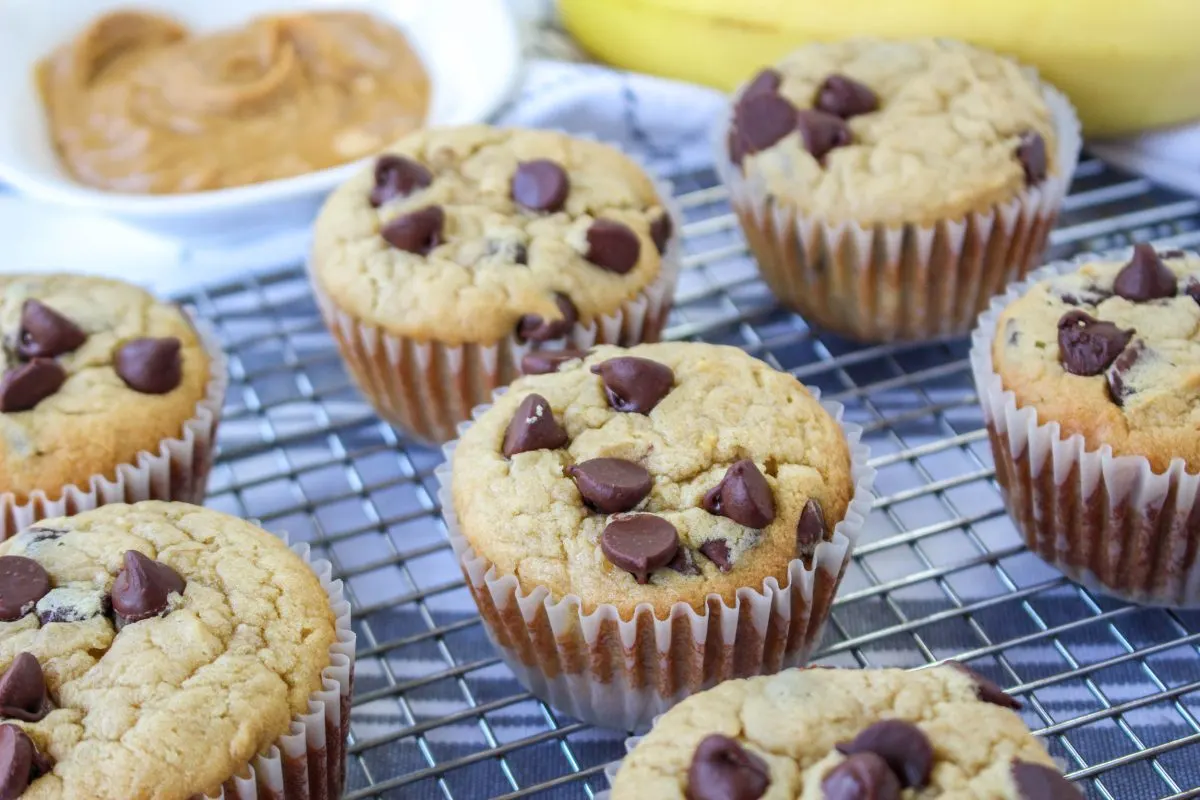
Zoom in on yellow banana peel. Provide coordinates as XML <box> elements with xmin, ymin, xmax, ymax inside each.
<box><xmin>558</xmin><ymin>0</ymin><xmax>1200</xmax><ymax>136</ymax></box>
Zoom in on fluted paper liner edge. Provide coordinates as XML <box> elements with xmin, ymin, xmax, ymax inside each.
<box><xmin>0</xmin><ymin>312</ymin><xmax>228</xmax><ymax>539</ymax></box>
<box><xmin>435</xmin><ymin>391</ymin><xmax>875</xmax><ymax>731</ymax></box>
<box><xmin>969</xmin><ymin>247</ymin><xmax>1200</xmax><ymax>607</ymax></box>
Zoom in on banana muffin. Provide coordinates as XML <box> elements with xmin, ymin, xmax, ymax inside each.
<box><xmin>0</xmin><ymin>275</ymin><xmax>223</xmax><ymax>537</ymax></box>
<box><xmin>441</xmin><ymin>342</ymin><xmax>873</xmax><ymax>729</ymax></box>
<box><xmin>0</xmin><ymin>501</ymin><xmax>352</xmax><ymax>799</ymax></box>
<box><xmin>973</xmin><ymin>245</ymin><xmax>1200</xmax><ymax>606</ymax></box>
<box><xmin>720</xmin><ymin>37</ymin><xmax>1080</xmax><ymax>342</ymax></box>
<box><xmin>310</xmin><ymin>125</ymin><xmax>678</xmax><ymax>444</ymax></box>
<box><xmin>605</xmin><ymin>665</ymin><xmax>1079</xmax><ymax>800</ymax></box>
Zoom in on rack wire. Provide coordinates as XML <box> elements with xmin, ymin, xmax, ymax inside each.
<box><xmin>185</xmin><ymin>157</ymin><xmax>1200</xmax><ymax>800</ymax></box>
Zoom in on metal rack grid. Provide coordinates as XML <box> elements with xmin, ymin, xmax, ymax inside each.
<box><xmin>186</xmin><ymin>156</ymin><xmax>1200</xmax><ymax>800</ymax></box>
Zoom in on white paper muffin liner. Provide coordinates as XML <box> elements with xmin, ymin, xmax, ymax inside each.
<box><xmin>0</xmin><ymin>313</ymin><xmax>228</xmax><ymax>540</ymax></box>
<box><xmin>970</xmin><ymin>248</ymin><xmax>1200</xmax><ymax>607</ymax></box>
<box><xmin>198</xmin><ymin>542</ymin><xmax>357</xmax><ymax>800</ymax></box>
<box><xmin>435</xmin><ymin>392</ymin><xmax>875</xmax><ymax>731</ymax></box>
<box><xmin>717</xmin><ymin>75</ymin><xmax>1082</xmax><ymax>343</ymax></box>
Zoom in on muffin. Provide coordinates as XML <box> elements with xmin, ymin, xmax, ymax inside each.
<box><xmin>436</xmin><ymin>342</ymin><xmax>874</xmax><ymax>729</ymax></box>
<box><xmin>601</xmin><ymin>665</ymin><xmax>1080</xmax><ymax>800</ymax></box>
<box><xmin>718</xmin><ymin>38</ymin><xmax>1081</xmax><ymax>343</ymax></box>
<box><xmin>0</xmin><ymin>501</ymin><xmax>354</xmax><ymax>799</ymax></box>
<box><xmin>309</xmin><ymin>125</ymin><xmax>680</xmax><ymax>445</ymax></box>
<box><xmin>972</xmin><ymin>244</ymin><xmax>1200</xmax><ymax>607</ymax></box>
<box><xmin>0</xmin><ymin>275</ymin><xmax>226</xmax><ymax>538</ymax></box>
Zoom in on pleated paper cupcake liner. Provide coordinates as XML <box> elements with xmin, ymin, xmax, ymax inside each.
<box><xmin>0</xmin><ymin>313</ymin><xmax>228</xmax><ymax>540</ymax></box>
<box><xmin>435</xmin><ymin>393</ymin><xmax>875</xmax><ymax>731</ymax></box>
<box><xmin>196</xmin><ymin>543</ymin><xmax>357</xmax><ymax>800</ymax></box>
<box><xmin>970</xmin><ymin>249</ymin><xmax>1200</xmax><ymax>607</ymax></box>
<box><xmin>717</xmin><ymin>78</ymin><xmax>1081</xmax><ymax>343</ymax></box>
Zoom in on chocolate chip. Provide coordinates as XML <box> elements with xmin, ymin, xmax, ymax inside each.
<box><xmin>795</xmin><ymin>109</ymin><xmax>852</xmax><ymax>163</ymax></box>
<box><xmin>115</xmin><ymin>337</ymin><xmax>182</xmax><ymax>395</ymax></box>
<box><xmin>521</xmin><ymin>348</ymin><xmax>589</xmax><ymax>375</ymax></box>
<box><xmin>1159</xmin><ymin>249</ymin><xmax>1187</xmax><ymax>259</ymax></box>
<box><xmin>837</xmin><ymin>720</ymin><xmax>933</xmax><ymax>789</ymax></box>
<box><xmin>591</xmin><ymin>357</ymin><xmax>674</xmax><ymax>414</ymax></box>
<box><xmin>1011</xmin><ymin>760</ymin><xmax>1081</xmax><ymax>799</ymax></box>
<box><xmin>0</xmin><ymin>360</ymin><xmax>65</xmax><ymax>413</ymax></box>
<box><xmin>667</xmin><ymin>547</ymin><xmax>701</xmax><ymax>576</ymax></box>
<box><xmin>381</xmin><ymin>206</ymin><xmax>444</xmax><ymax>254</ymax></box>
<box><xmin>0</xmin><ymin>723</ymin><xmax>51</xmax><ymax>799</ymax></box>
<box><xmin>823</xmin><ymin>752</ymin><xmax>901</xmax><ymax>800</ymax></box>
<box><xmin>703</xmin><ymin>460</ymin><xmax>776</xmax><ymax>528</ymax></box>
<box><xmin>600</xmin><ymin>513</ymin><xmax>679</xmax><ymax>584</ymax></box>
<box><xmin>111</xmin><ymin>551</ymin><xmax>185</xmax><ymax>623</ymax></box>
<box><xmin>513</xmin><ymin>243</ymin><xmax>528</xmax><ymax>265</ymax></box>
<box><xmin>727</xmin><ymin>126</ymin><xmax>749</xmax><ymax>167</ymax></box>
<box><xmin>686</xmin><ymin>734</ymin><xmax>770</xmax><ymax>800</ymax></box>
<box><xmin>502</xmin><ymin>393</ymin><xmax>568</xmax><ymax>457</ymax></box>
<box><xmin>1187</xmin><ymin>279</ymin><xmax>1200</xmax><ymax>306</ymax></box>
<box><xmin>1105</xmin><ymin>339</ymin><xmax>1144</xmax><ymax>407</ymax></box>
<box><xmin>1057</xmin><ymin>311</ymin><xmax>1134</xmax><ymax>376</ymax></box>
<box><xmin>815</xmin><ymin>74</ymin><xmax>879</xmax><ymax>119</ymax></box>
<box><xmin>0</xmin><ymin>654</ymin><xmax>48</xmax><ymax>722</ymax></box>
<box><xmin>698</xmin><ymin>539</ymin><xmax>732</xmax><ymax>572</ymax></box>
<box><xmin>734</xmin><ymin>93</ymin><xmax>798</xmax><ymax>154</ymax></box>
<box><xmin>512</xmin><ymin>160</ymin><xmax>570</xmax><ymax>213</ymax></box>
<box><xmin>740</xmin><ymin>68</ymin><xmax>782</xmax><ymax>103</ymax></box>
<box><xmin>1058</xmin><ymin>286</ymin><xmax>1112</xmax><ymax>307</ymax></box>
<box><xmin>947</xmin><ymin>661</ymin><xmax>1022</xmax><ymax>709</ymax></box>
<box><xmin>35</xmin><ymin>585</ymin><xmax>110</xmax><ymax>625</ymax></box>
<box><xmin>796</xmin><ymin>498</ymin><xmax>827</xmax><ymax>557</ymax></box>
<box><xmin>650</xmin><ymin>212</ymin><xmax>673</xmax><ymax>255</ymax></box>
<box><xmin>585</xmin><ymin>219</ymin><xmax>641</xmax><ymax>275</ymax></box>
<box><xmin>566</xmin><ymin>458</ymin><xmax>652</xmax><ymax>513</ymax></box>
<box><xmin>0</xmin><ymin>557</ymin><xmax>50</xmax><ymax>622</ymax></box>
<box><xmin>1017</xmin><ymin>131</ymin><xmax>1048</xmax><ymax>185</ymax></box>
<box><xmin>1113</xmin><ymin>243</ymin><xmax>1177</xmax><ymax>302</ymax></box>
<box><xmin>17</xmin><ymin>300</ymin><xmax>86</xmax><ymax>360</ymax></box>
<box><xmin>369</xmin><ymin>155</ymin><xmax>432</xmax><ymax>208</ymax></box>
<box><xmin>517</xmin><ymin>294</ymin><xmax>577</xmax><ymax>343</ymax></box>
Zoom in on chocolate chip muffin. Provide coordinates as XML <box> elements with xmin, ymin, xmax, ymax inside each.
<box><xmin>972</xmin><ymin>245</ymin><xmax>1200</xmax><ymax>606</ymax></box>
<box><xmin>604</xmin><ymin>665</ymin><xmax>1079</xmax><ymax>800</ymax></box>
<box><xmin>719</xmin><ymin>38</ymin><xmax>1080</xmax><ymax>342</ymax></box>
<box><xmin>0</xmin><ymin>275</ymin><xmax>225</xmax><ymax>538</ymax></box>
<box><xmin>439</xmin><ymin>342</ymin><xmax>874</xmax><ymax>729</ymax></box>
<box><xmin>309</xmin><ymin>125</ymin><xmax>679</xmax><ymax>444</ymax></box>
<box><xmin>0</xmin><ymin>501</ymin><xmax>354</xmax><ymax>800</ymax></box>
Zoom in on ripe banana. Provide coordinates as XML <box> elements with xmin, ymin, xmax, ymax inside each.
<box><xmin>558</xmin><ymin>0</ymin><xmax>1200</xmax><ymax>137</ymax></box>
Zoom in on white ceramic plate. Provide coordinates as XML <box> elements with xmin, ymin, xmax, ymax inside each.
<box><xmin>0</xmin><ymin>0</ymin><xmax>522</xmax><ymax>242</ymax></box>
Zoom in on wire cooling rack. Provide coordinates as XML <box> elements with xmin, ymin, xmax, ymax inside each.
<box><xmin>186</xmin><ymin>157</ymin><xmax>1200</xmax><ymax>800</ymax></box>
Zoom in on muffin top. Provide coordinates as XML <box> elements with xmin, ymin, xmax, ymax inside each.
<box><xmin>0</xmin><ymin>502</ymin><xmax>336</xmax><ymax>800</ymax></box>
<box><xmin>609</xmin><ymin>665</ymin><xmax>1078</xmax><ymax>800</ymax></box>
<box><xmin>450</xmin><ymin>342</ymin><xmax>854</xmax><ymax>618</ymax></box>
<box><xmin>727</xmin><ymin>38</ymin><xmax>1059</xmax><ymax>226</ymax></box>
<box><xmin>992</xmin><ymin>245</ymin><xmax>1200</xmax><ymax>472</ymax></box>
<box><xmin>311</xmin><ymin>126</ymin><xmax>673</xmax><ymax>346</ymax></box>
<box><xmin>0</xmin><ymin>275</ymin><xmax>212</xmax><ymax>502</ymax></box>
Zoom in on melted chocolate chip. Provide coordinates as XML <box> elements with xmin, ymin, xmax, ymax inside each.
<box><xmin>0</xmin><ymin>360</ymin><xmax>65</xmax><ymax>413</ymax></box>
<box><xmin>0</xmin><ymin>723</ymin><xmax>52</xmax><ymax>799</ymax></box>
<box><xmin>502</xmin><ymin>394</ymin><xmax>568</xmax><ymax>457</ymax></box>
<box><xmin>512</xmin><ymin>160</ymin><xmax>570</xmax><ymax>213</ymax></box>
<box><xmin>600</xmin><ymin>513</ymin><xmax>678</xmax><ymax>584</ymax></box>
<box><xmin>1057</xmin><ymin>311</ymin><xmax>1134</xmax><ymax>376</ymax></box>
<box><xmin>591</xmin><ymin>357</ymin><xmax>674</xmax><ymax>414</ymax></box>
<box><xmin>17</xmin><ymin>300</ymin><xmax>86</xmax><ymax>360</ymax></box>
<box><xmin>381</xmin><ymin>206</ymin><xmax>445</xmax><ymax>254</ymax></box>
<box><xmin>520</xmin><ymin>348</ymin><xmax>589</xmax><ymax>376</ymax></box>
<box><xmin>1017</xmin><ymin>131</ymin><xmax>1048</xmax><ymax>185</ymax></box>
<box><xmin>815</xmin><ymin>74</ymin><xmax>879</xmax><ymax>119</ymax></box>
<box><xmin>0</xmin><ymin>557</ymin><xmax>50</xmax><ymax>622</ymax></box>
<box><xmin>35</xmin><ymin>585</ymin><xmax>110</xmax><ymax>625</ymax></box>
<box><xmin>111</xmin><ymin>551</ymin><xmax>185</xmax><ymax>623</ymax></box>
<box><xmin>0</xmin><ymin>654</ymin><xmax>49</xmax><ymax>722</ymax></box>
<box><xmin>795</xmin><ymin>109</ymin><xmax>853</xmax><ymax>163</ymax></box>
<box><xmin>667</xmin><ymin>547</ymin><xmax>701</xmax><ymax>576</ymax></box>
<box><xmin>650</xmin><ymin>212</ymin><xmax>673</xmax><ymax>255</ymax></box>
<box><xmin>837</xmin><ymin>720</ymin><xmax>933</xmax><ymax>789</ymax></box>
<box><xmin>1113</xmin><ymin>243</ymin><xmax>1177</xmax><ymax>302</ymax></box>
<box><xmin>703</xmin><ymin>460</ymin><xmax>776</xmax><ymax>528</ymax></box>
<box><xmin>698</xmin><ymin>539</ymin><xmax>732</xmax><ymax>572</ymax></box>
<box><xmin>685</xmin><ymin>734</ymin><xmax>770</xmax><ymax>800</ymax></box>
<box><xmin>740</xmin><ymin>69</ymin><xmax>783</xmax><ymax>103</ymax></box>
<box><xmin>735</xmin><ymin>93</ymin><xmax>799</xmax><ymax>154</ymax></box>
<box><xmin>1011</xmin><ymin>760</ymin><xmax>1082</xmax><ymax>799</ymax></box>
<box><xmin>517</xmin><ymin>294</ymin><xmax>578</xmax><ymax>343</ymax></box>
<box><xmin>1058</xmin><ymin>286</ymin><xmax>1112</xmax><ymax>307</ymax></box>
<box><xmin>369</xmin><ymin>155</ymin><xmax>432</xmax><ymax>208</ymax></box>
<box><xmin>585</xmin><ymin>219</ymin><xmax>641</xmax><ymax>275</ymax></box>
<box><xmin>566</xmin><ymin>458</ymin><xmax>652</xmax><ymax>514</ymax></box>
<box><xmin>115</xmin><ymin>337</ymin><xmax>182</xmax><ymax>395</ymax></box>
<box><xmin>1106</xmin><ymin>339</ymin><xmax>1145</xmax><ymax>407</ymax></box>
<box><xmin>822</xmin><ymin>752</ymin><xmax>901</xmax><ymax>800</ymax></box>
<box><xmin>948</xmin><ymin>661</ymin><xmax>1022</xmax><ymax>709</ymax></box>
<box><xmin>796</xmin><ymin>498</ymin><xmax>827</xmax><ymax>558</ymax></box>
